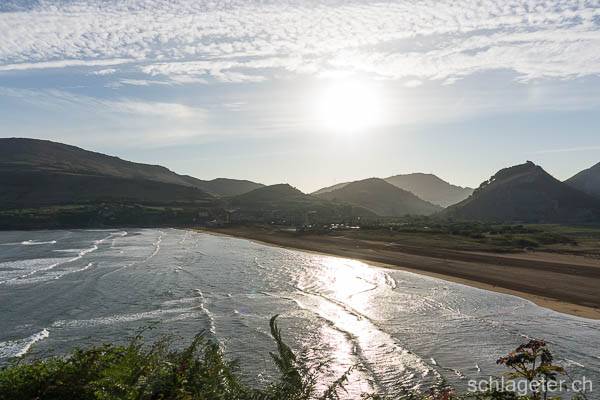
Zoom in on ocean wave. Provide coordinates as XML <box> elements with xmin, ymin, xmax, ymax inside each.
<box><xmin>53</xmin><ymin>262</ymin><xmax>94</xmax><ymax>280</ymax></box>
<box><xmin>143</xmin><ymin>231</ymin><xmax>163</xmax><ymax>262</ymax></box>
<box><xmin>0</xmin><ymin>258</ymin><xmax>66</xmax><ymax>285</ymax></box>
<box><xmin>288</xmin><ymin>288</ymin><xmax>440</xmax><ymax>393</ymax></box>
<box><xmin>0</xmin><ymin>329</ymin><xmax>50</xmax><ymax>359</ymax></box>
<box><xmin>21</xmin><ymin>240</ymin><xmax>57</xmax><ymax>245</ymax></box>
<box><xmin>0</xmin><ymin>232</ymin><xmax>120</xmax><ymax>285</ymax></box>
<box><xmin>52</xmin><ymin>307</ymin><xmax>199</xmax><ymax>329</ymax></box>
<box><xmin>53</xmin><ymin>288</ymin><xmax>216</xmax><ymax>331</ymax></box>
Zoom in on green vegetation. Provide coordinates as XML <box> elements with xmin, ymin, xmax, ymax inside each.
<box><xmin>441</xmin><ymin>161</ymin><xmax>600</xmax><ymax>224</ymax></box>
<box><xmin>0</xmin><ymin>203</ymin><xmax>220</xmax><ymax>230</ymax></box>
<box><xmin>314</xmin><ymin>178</ymin><xmax>442</xmax><ymax>217</ymax></box>
<box><xmin>299</xmin><ymin>216</ymin><xmax>600</xmax><ymax>255</ymax></box>
<box><xmin>0</xmin><ymin>317</ymin><xmax>588</xmax><ymax>400</ymax></box>
<box><xmin>228</xmin><ymin>184</ymin><xmax>372</xmax><ymax>225</ymax></box>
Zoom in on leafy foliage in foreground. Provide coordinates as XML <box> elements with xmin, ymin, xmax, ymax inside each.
<box><xmin>0</xmin><ymin>316</ymin><xmax>354</xmax><ymax>400</ymax></box>
<box><xmin>0</xmin><ymin>319</ymin><xmax>587</xmax><ymax>400</ymax></box>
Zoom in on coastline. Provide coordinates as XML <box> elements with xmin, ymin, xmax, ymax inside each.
<box><xmin>198</xmin><ymin>227</ymin><xmax>600</xmax><ymax>320</ymax></box>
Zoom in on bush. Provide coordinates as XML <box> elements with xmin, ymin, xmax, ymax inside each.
<box><xmin>0</xmin><ymin>316</ymin><xmax>358</xmax><ymax>400</ymax></box>
<box><xmin>0</xmin><ymin>320</ymin><xmax>587</xmax><ymax>400</ymax></box>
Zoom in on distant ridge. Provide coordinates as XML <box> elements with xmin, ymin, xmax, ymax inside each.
<box><xmin>230</xmin><ymin>184</ymin><xmax>375</xmax><ymax>220</ymax></box>
<box><xmin>384</xmin><ymin>173</ymin><xmax>473</xmax><ymax>207</ymax></box>
<box><xmin>313</xmin><ymin>173</ymin><xmax>473</xmax><ymax>208</ymax></box>
<box><xmin>443</xmin><ymin>161</ymin><xmax>600</xmax><ymax>223</ymax></box>
<box><xmin>231</xmin><ymin>184</ymin><xmax>308</xmax><ymax>205</ymax></box>
<box><xmin>312</xmin><ymin>182</ymin><xmax>350</xmax><ymax>196</ymax></box>
<box><xmin>314</xmin><ymin>178</ymin><xmax>442</xmax><ymax>217</ymax></box>
<box><xmin>0</xmin><ymin>138</ymin><xmax>263</xmax><ymax>208</ymax></box>
<box><xmin>566</xmin><ymin>161</ymin><xmax>600</xmax><ymax>199</ymax></box>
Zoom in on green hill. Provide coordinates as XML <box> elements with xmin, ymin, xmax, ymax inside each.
<box><xmin>229</xmin><ymin>184</ymin><xmax>374</xmax><ymax>223</ymax></box>
<box><xmin>443</xmin><ymin>161</ymin><xmax>600</xmax><ymax>223</ymax></box>
<box><xmin>313</xmin><ymin>174</ymin><xmax>472</xmax><ymax>208</ymax></box>
<box><xmin>0</xmin><ymin>138</ymin><xmax>262</xmax><ymax>208</ymax></box>
<box><xmin>315</xmin><ymin>178</ymin><xmax>442</xmax><ymax>217</ymax></box>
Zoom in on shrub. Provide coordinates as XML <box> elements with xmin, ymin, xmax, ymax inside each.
<box><xmin>0</xmin><ymin>320</ymin><xmax>587</xmax><ymax>400</ymax></box>
<box><xmin>0</xmin><ymin>316</ymin><xmax>355</xmax><ymax>400</ymax></box>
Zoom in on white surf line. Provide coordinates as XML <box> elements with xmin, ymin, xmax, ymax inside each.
<box><xmin>297</xmin><ymin>284</ymin><xmax>441</xmax><ymax>388</ymax></box>
<box><xmin>51</xmin><ymin>289</ymin><xmax>213</xmax><ymax>330</ymax></box>
<box><xmin>193</xmin><ymin>288</ymin><xmax>217</xmax><ymax>335</ymax></box>
<box><xmin>53</xmin><ymin>262</ymin><xmax>94</xmax><ymax>280</ymax></box>
<box><xmin>0</xmin><ymin>329</ymin><xmax>50</xmax><ymax>359</ymax></box>
<box><xmin>263</xmin><ymin>287</ymin><xmax>439</xmax><ymax>394</ymax></box>
<box><xmin>0</xmin><ymin>240</ymin><xmax>57</xmax><ymax>246</ymax></box>
<box><xmin>110</xmin><ymin>231</ymin><xmax>128</xmax><ymax>248</ymax></box>
<box><xmin>426</xmin><ymin>357</ymin><xmax>466</xmax><ymax>380</ymax></box>
<box><xmin>179</xmin><ymin>230</ymin><xmax>191</xmax><ymax>245</ymax></box>
<box><xmin>423</xmin><ymin>292</ymin><xmax>537</xmax><ymax>343</ymax></box>
<box><xmin>101</xmin><ymin>231</ymin><xmax>166</xmax><ymax>276</ymax></box>
<box><xmin>1</xmin><ymin>232</ymin><xmax>117</xmax><ymax>285</ymax></box>
<box><xmin>291</xmin><ymin>294</ymin><xmax>396</xmax><ymax>394</ymax></box>
<box><xmin>21</xmin><ymin>240</ymin><xmax>57</xmax><ymax>245</ymax></box>
<box><xmin>143</xmin><ymin>230</ymin><xmax>164</xmax><ymax>262</ymax></box>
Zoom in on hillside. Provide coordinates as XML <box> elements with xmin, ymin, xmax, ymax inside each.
<box><xmin>0</xmin><ymin>171</ymin><xmax>216</xmax><ymax>208</ymax></box>
<box><xmin>312</xmin><ymin>173</ymin><xmax>473</xmax><ymax>207</ymax></box>
<box><xmin>0</xmin><ymin>138</ymin><xmax>267</xmax><ymax>208</ymax></box>
<box><xmin>0</xmin><ymin>138</ymin><xmax>262</xmax><ymax>200</ymax></box>
<box><xmin>443</xmin><ymin>161</ymin><xmax>600</xmax><ymax>223</ymax></box>
<box><xmin>314</xmin><ymin>178</ymin><xmax>442</xmax><ymax>217</ymax></box>
<box><xmin>312</xmin><ymin>182</ymin><xmax>350</xmax><ymax>195</ymax></box>
<box><xmin>384</xmin><ymin>173</ymin><xmax>474</xmax><ymax>207</ymax></box>
<box><xmin>566</xmin><ymin>162</ymin><xmax>600</xmax><ymax>198</ymax></box>
<box><xmin>193</xmin><ymin>178</ymin><xmax>264</xmax><ymax>197</ymax></box>
<box><xmin>229</xmin><ymin>184</ymin><xmax>374</xmax><ymax>223</ymax></box>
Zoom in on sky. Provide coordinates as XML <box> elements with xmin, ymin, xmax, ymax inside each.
<box><xmin>1</xmin><ymin>0</ymin><xmax>600</xmax><ymax>192</ymax></box>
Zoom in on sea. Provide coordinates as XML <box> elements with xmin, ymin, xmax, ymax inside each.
<box><xmin>0</xmin><ymin>229</ymin><xmax>598</xmax><ymax>398</ymax></box>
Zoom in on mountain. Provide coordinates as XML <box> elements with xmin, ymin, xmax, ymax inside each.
<box><xmin>229</xmin><ymin>184</ymin><xmax>374</xmax><ymax>222</ymax></box>
<box><xmin>0</xmin><ymin>138</ymin><xmax>262</xmax><ymax>207</ymax></box>
<box><xmin>384</xmin><ymin>173</ymin><xmax>474</xmax><ymax>207</ymax></box>
<box><xmin>566</xmin><ymin>162</ymin><xmax>600</xmax><ymax>198</ymax></box>
<box><xmin>314</xmin><ymin>178</ymin><xmax>442</xmax><ymax>217</ymax></box>
<box><xmin>312</xmin><ymin>182</ymin><xmax>351</xmax><ymax>195</ymax></box>
<box><xmin>443</xmin><ymin>161</ymin><xmax>600</xmax><ymax>223</ymax></box>
<box><xmin>312</xmin><ymin>173</ymin><xmax>473</xmax><ymax>207</ymax></box>
<box><xmin>185</xmin><ymin>177</ymin><xmax>264</xmax><ymax>197</ymax></box>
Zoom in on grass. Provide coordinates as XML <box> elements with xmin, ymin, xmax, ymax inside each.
<box><xmin>0</xmin><ymin>317</ymin><xmax>588</xmax><ymax>400</ymax></box>
<box><xmin>300</xmin><ymin>217</ymin><xmax>600</xmax><ymax>255</ymax></box>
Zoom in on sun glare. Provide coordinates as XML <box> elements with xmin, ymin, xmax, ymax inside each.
<box><xmin>315</xmin><ymin>80</ymin><xmax>382</xmax><ymax>134</ymax></box>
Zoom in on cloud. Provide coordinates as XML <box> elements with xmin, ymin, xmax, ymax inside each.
<box><xmin>404</xmin><ymin>80</ymin><xmax>423</xmax><ymax>88</ymax></box>
<box><xmin>93</xmin><ymin>68</ymin><xmax>117</xmax><ymax>76</ymax></box>
<box><xmin>0</xmin><ymin>58</ymin><xmax>133</xmax><ymax>72</ymax></box>
<box><xmin>0</xmin><ymin>87</ymin><xmax>209</xmax><ymax>147</ymax></box>
<box><xmin>110</xmin><ymin>100</ymin><xmax>200</xmax><ymax>119</ymax></box>
<box><xmin>106</xmin><ymin>78</ymin><xmax>171</xmax><ymax>88</ymax></box>
<box><xmin>532</xmin><ymin>146</ymin><xmax>600</xmax><ymax>154</ymax></box>
<box><xmin>0</xmin><ymin>1</ymin><xmax>599</xmax><ymax>84</ymax></box>
<box><xmin>0</xmin><ymin>87</ymin><xmax>203</xmax><ymax>119</ymax></box>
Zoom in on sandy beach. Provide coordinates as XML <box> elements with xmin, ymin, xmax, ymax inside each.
<box><xmin>202</xmin><ymin>226</ymin><xmax>600</xmax><ymax>320</ymax></box>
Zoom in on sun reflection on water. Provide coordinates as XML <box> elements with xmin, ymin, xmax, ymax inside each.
<box><xmin>292</xmin><ymin>255</ymin><xmax>438</xmax><ymax>396</ymax></box>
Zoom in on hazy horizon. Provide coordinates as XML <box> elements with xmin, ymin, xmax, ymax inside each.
<box><xmin>1</xmin><ymin>1</ymin><xmax>600</xmax><ymax>192</ymax></box>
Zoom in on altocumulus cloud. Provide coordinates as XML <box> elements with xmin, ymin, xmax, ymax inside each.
<box><xmin>0</xmin><ymin>87</ymin><xmax>204</xmax><ymax>119</ymax></box>
<box><xmin>0</xmin><ymin>0</ymin><xmax>599</xmax><ymax>83</ymax></box>
<box><xmin>0</xmin><ymin>87</ymin><xmax>208</xmax><ymax>147</ymax></box>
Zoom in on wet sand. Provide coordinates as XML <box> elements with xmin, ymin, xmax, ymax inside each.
<box><xmin>202</xmin><ymin>226</ymin><xmax>600</xmax><ymax>320</ymax></box>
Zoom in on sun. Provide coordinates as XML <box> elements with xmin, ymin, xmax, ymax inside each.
<box><xmin>315</xmin><ymin>79</ymin><xmax>382</xmax><ymax>134</ymax></box>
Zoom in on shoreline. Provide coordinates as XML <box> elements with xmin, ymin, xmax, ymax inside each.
<box><xmin>198</xmin><ymin>227</ymin><xmax>600</xmax><ymax>320</ymax></box>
